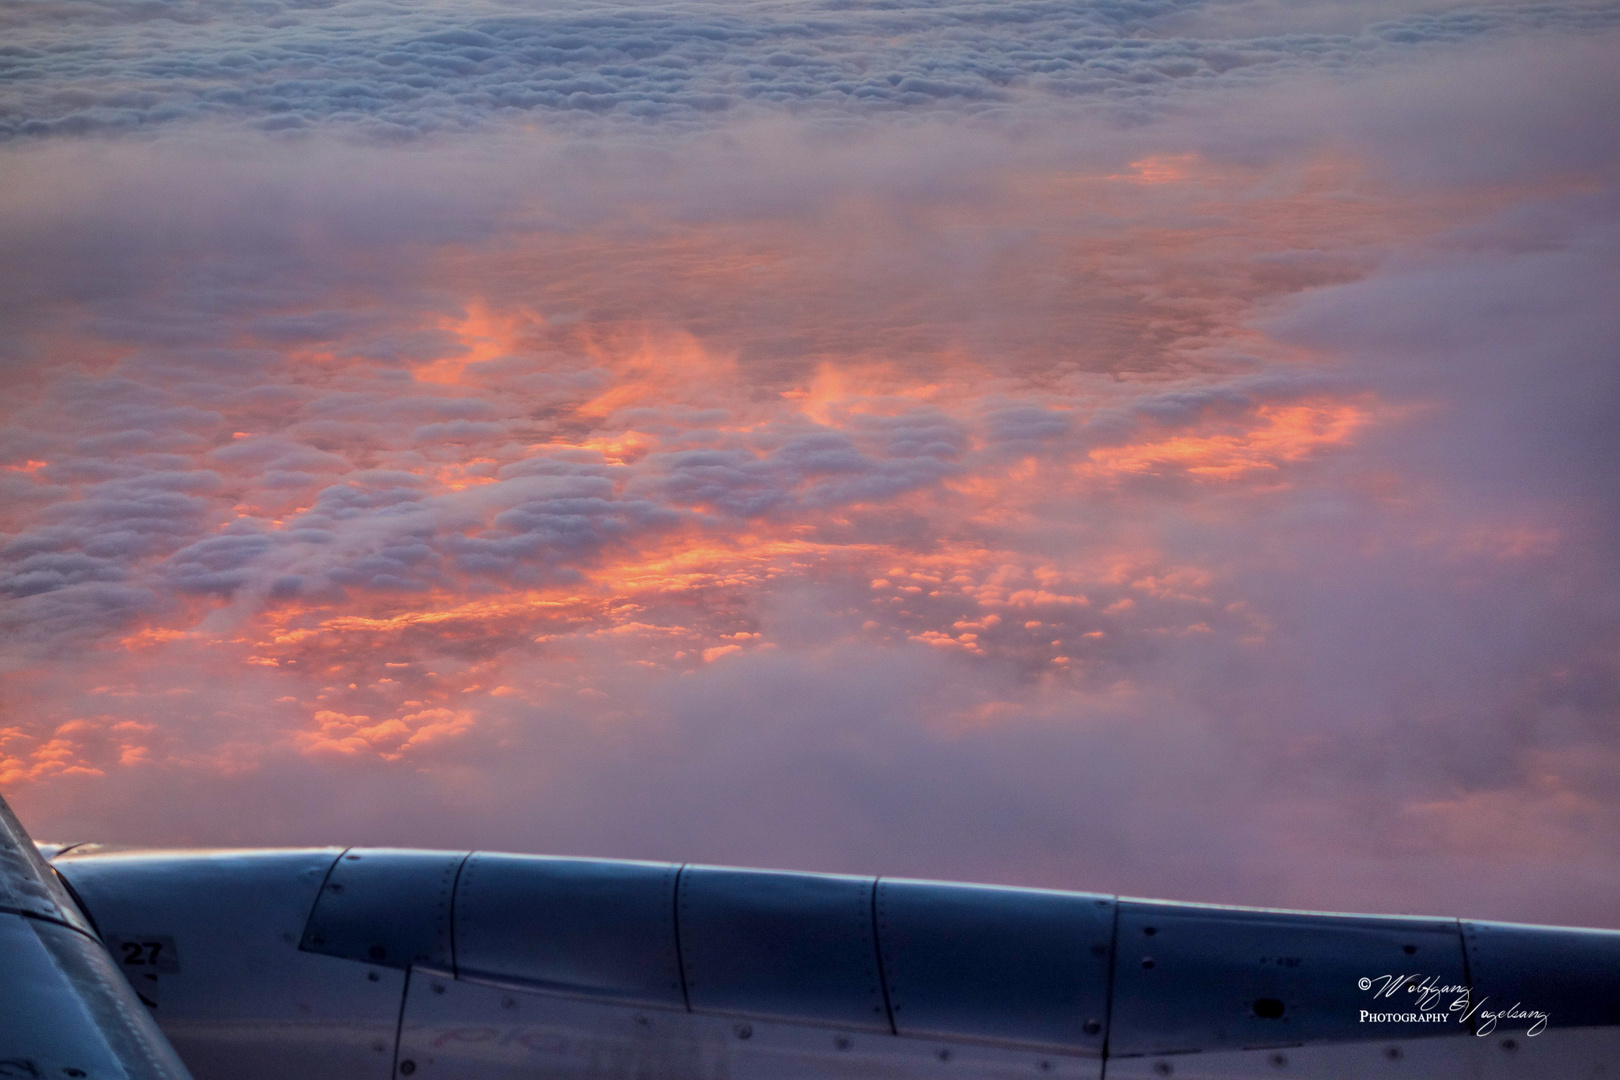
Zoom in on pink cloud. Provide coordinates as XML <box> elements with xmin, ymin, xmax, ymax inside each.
<box><xmin>2</xmin><ymin>19</ymin><xmax>1618</xmax><ymax>929</ymax></box>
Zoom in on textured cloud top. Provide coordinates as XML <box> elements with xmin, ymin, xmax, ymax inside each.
<box><xmin>6</xmin><ymin>0</ymin><xmax>1619</xmax><ymax>136</ymax></box>
<box><xmin>2</xmin><ymin>0</ymin><xmax>1618</xmax><ymax>926</ymax></box>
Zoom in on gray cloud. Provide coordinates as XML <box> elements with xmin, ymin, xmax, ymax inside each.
<box><xmin>2</xmin><ymin>0</ymin><xmax>1618</xmax><ymax>933</ymax></box>
<box><xmin>2</xmin><ymin>0</ymin><xmax>1616</xmax><ymax>139</ymax></box>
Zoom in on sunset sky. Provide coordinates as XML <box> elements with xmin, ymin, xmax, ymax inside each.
<box><xmin>2</xmin><ymin>0</ymin><xmax>1618</xmax><ymax>927</ymax></box>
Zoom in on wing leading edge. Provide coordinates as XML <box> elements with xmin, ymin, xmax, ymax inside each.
<box><xmin>0</xmin><ymin>792</ymin><xmax>192</xmax><ymax>1080</ymax></box>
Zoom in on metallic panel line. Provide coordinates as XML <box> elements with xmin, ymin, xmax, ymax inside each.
<box><xmin>1455</xmin><ymin>916</ymin><xmax>1476</xmax><ymax>1036</ymax></box>
<box><xmin>449</xmin><ymin>967</ymin><xmax>696</xmax><ymax>1010</ymax></box>
<box><xmin>0</xmin><ymin>792</ymin><xmax>97</xmax><ymax>939</ymax></box>
<box><xmin>870</xmin><ymin>878</ymin><xmax>898</xmax><ymax>1036</ymax></box>
<box><xmin>672</xmin><ymin>863</ymin><xmax>692</xmax><ymax>1012</ymax></box>
<box><xmin>413</xmin><ymin>965</ymin><xmax>456</xmax><ymax>980</ymax></box>
<box><xmin>447</xmin><ymin>852</ymin><xmax>473</xmax><ymax>979</ymax></box>
<box><xmin>1100</xmin><ymin>894</ymin><xmax>1120</xmax><ymax>1075</ymax></box>
<box><xmin>52</xmin><ymin>866</ymin><xmax>103</xmax><ymax>938</ymax></box>
<box><xmin>391</xmin><ymin>965</ymin><xmax>414</xmax><ymax>1080</ymax></box>
<box><xmin>298</xmin><ymin>846</ymin><xmax>349</xmax><ymax>955</ymax></box>
<box><xmin>0</xmin><ymin>901</ymin><xmax>101</xmax><ymax>942</ymax></box>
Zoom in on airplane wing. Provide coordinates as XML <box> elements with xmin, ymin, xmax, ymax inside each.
<box><xmin>0</xmin><ymin>793</ymin><xmax>192</xmax><ymax>1080</ymax></box>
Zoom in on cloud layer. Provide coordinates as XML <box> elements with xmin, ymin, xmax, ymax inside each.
<box><xmin>2</xmin><ymin>0</ymin><xmax>1618</xmax><ymax>928</ymax></box>
<box><xmin>4</xmin><ymin>0</ymin><xmax>1618</xmax><ymax>137</ymax></box>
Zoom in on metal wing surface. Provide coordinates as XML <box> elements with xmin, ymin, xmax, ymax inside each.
<box><xmin>0</xmin><ymin>793</ymin><xmax>192</xmax><ymax>1080</ymax></box>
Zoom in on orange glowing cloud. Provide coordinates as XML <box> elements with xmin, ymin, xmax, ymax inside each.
<box><xmin>1085</xmin><ymin>401</ymin><xmax>1370</xmax><ymax>482</ymax></box>
<box><xmin>0</xmin><ymin>121</ymin><xmax>1548</xmax><ymax>785</ymax></box>
<box><xmin>296</xmin><ymin>706</ymin><xmax>474</xmax><ymax>761</ymax></box>
<box><xmin>412</xmin><ymin>301</ymin><xmax>539</xmax><ymax>386</ymax></box>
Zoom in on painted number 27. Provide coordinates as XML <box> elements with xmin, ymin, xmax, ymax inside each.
<box><xmin>120</xmin><ymin>941</ymin><xmax>165</xmax><ymax>966</ymax></box>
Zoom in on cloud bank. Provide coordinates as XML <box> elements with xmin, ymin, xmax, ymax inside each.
<box><xmin>2</xmin><ymin>0</ymin><xmax>1618</xmax><ymax>928</ymax></box>
<box><xmin>4</xmin><ymin>0</ymin><xmax>1617</xmax><ymax>137</ymax></box>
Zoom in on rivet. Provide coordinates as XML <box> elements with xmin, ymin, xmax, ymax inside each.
<box><xmin>432</xmin><ymin>983</ymin><xmax>445</xmax><ymax>995</ymax></box>
<box><xmin>1501</xmin><ymin>1039</ymin><xmax>1518</xmax><ymax>1052</ymax></box>
<box><xmin>1153</xmin><ymin>1063</ymin><xmax>1172</xmax><ymax>1077</ymax></box>
<box><xmin>399</xmin><ymin>1062</ymin><xmax>416</xmax><ymax>1076</ymax></box>
<box><xmin>1083</xmin><ymin>1019</ymin><xmax>1101</xmax><ymax>1035</ymax></box>
<box><xmin>1402</xmin><ymin>944</ymin><xmax>1417</xmax><ymax>955</ymax></box>
<box><xmin>1143</xmin><ymin>926</ymin><xmax>1157</xmax><ymax>936</ymax></box>
<box><xmin>1253</xmin><ymin>998</ymin><xmax>1285</xmax><ymax>1019</ymax></box>
<box><xmin>1141</xmin><ymin>957</ymin><xmax>1156</xmax><ymax>969</ymax></box>
<box><xmin>1384</xmin><ymin>1046</ymin><xmax>1402</xmax><ymax>1061</ymax></box>
<box><xmin>367</xmin><ymin>972</ymin><xmax>380</xmax><ymax>982</ymax></box>
<box><xmin>835</xmin><ymin>1036</ymin><xmax>850</xmax><ymax>1051</ymax></box>
<box><xmin>328</xmin><ymin>883</ymin><xmax>343</xmax><ymax>893</ymax></box>
<box><xmin>1039</xmin><ymin>1060</ymin><xmax>1052</xmax><ymax>1072</ymax></box>
<box><xmin>505</xmin><ymin>998</ymin><xmax>519</xmax><ymax>1010</ymax></box>
<box><xmin>1269</xmin><ymin>1052</ymin><xmax>1287</xmax><ymax>1068</ymax></box>
<box><xmin>63</xmin><ymin>1071</ymin><xmax>86</xmax><ymax>1078</ymax></box>
<box><xmin>734</xmin><ymin>1023</ymin><xmax>752</xmax><ymax>1040</ymax></box>
<box><xmin>937</xmin><ymin>1048</ymin><xmax>952</xmax><ymax>1062</ymax></box>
